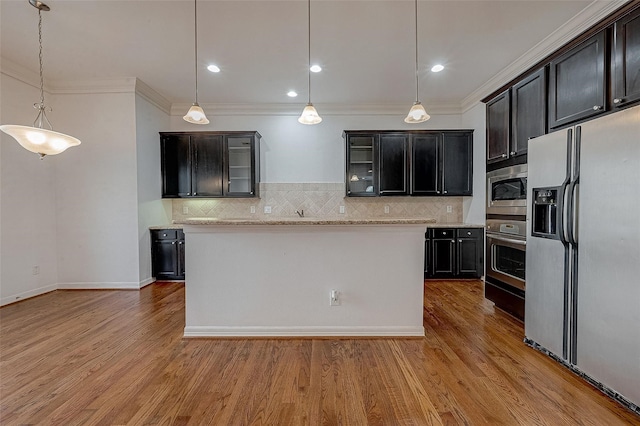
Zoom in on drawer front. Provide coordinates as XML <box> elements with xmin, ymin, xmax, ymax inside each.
<box><xmin>457</xmin><ymin>228</ymin><xmax>483</xmax><ymax>239</ymax></box>
<box><xmin>153</xmin><ymin>229</ymin><xmax>177</xmax><ymax>240</ymax></box>
<box><xmin>432</xmin><ymin>229</ymin><xmax>455</xmax><ymax>239</ymax></box>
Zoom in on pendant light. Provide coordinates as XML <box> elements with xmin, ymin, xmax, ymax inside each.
<box><xmin>298</xmin><ymin>0</ymin><xmax>322</xmax><ymax>125</ymax></box>
<box><xmin>0</xmin><ymin>0</ymin><xmax>81</xmax><ymax>159</ymax></box>
<box><xmin>183</xmin><ymin>0</ymin><xmax>209</xmax><ymax>124</ymax></box>
<box><xmin>404</xmin><ymin>0</ymin><xmax>430</xmax><ymax>124</ymax></box>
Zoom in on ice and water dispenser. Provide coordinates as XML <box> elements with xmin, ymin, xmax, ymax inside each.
<box><xmin>532</xmin><ymin>187</ymin><xmax>560</xmax><ymax>238</ymax></box>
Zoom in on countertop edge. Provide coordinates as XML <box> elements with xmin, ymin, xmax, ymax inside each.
<box><xmin>151</xmin><ymin>220</ymin><xmax>486</xmax><ymax>228</ymax></box>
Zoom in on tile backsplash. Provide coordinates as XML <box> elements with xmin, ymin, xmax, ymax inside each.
<box><xmin>172</xmin><ymin>183</ymin><xmax>462</xmax><ymax>223</ymax></box>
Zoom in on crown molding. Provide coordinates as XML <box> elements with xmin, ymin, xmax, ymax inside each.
<box><xmin>49</xmin><ymin>77</ymin><xmax>137</xmax><ymax>94</ymax></box>
<box><xmin>461</xmin><ymin>0</ymin><xmax>629</xmax><ymax>113</ymax></box>
<box><xmin>134</xmin><ymin>79</ymin><xmax>172</xmax><ymax>114</ymax></box>
<box><xmin>0</xmin><ymin>57</ymin><xmax>43</xmax><ymax>92</ymax></box>
<box><xmin>169</xmin><ymin>101</ymin><xmax>462</xmax><ymax>117</ymax></box>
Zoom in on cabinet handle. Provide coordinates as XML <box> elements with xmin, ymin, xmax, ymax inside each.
<box><xmin>592</xmin><ymin>105</ymin><xmax>603</xmax><ymax>111</ymax></box>
<box><xmin>613</xmin><ymin>98</ymin><xmax>624</xmax><ymax>104</ymax></box>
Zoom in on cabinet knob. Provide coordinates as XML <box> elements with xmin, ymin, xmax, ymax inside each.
<box><xmin>467</xmin><ymin>231</ymin><xmax>472</xmax><ymax>236</ymax></box>
<box><xmin>187</xmin><ymin>192</ymin><xmax>190</xmax><ymax>196</ymax></box>
<box><xmin>193</xmin><ymin>192</ymin><xmax>197</xmax><ymax>196</ymax></box>
<box><xmin>459</xmin><ymin>239</ymin><xmax>462</xmax><ymax>243</ymax></box>
<box><xmin>436</xmin><ymin>190</ymin><xmax>440</xmax><ymax>194</ymax></box>
<box><xmin>178</xmin><ymin>242</ymin><xmax>183</xmax><ymax>245</ymax></box>
<box><xmin>451</xmin><ymin>240</ymin><xmax>455</xmax><ymax>243</ymax></box>
<box><xmin>613</xmin><ymin>98</ymin><xmax>624</xmax><ymax>104</ymax></box>
<box><xmin>592</xmin><ymin>105</ymin><xmax>603</xmax><ymax>111</ymax></box>
<box><xmin>172</xmin><ymin>242</ymin><xmax>176</xmax><ymax>245</ymax></box>
<box><xmin>501</xmin><ymin>154</ymin><xmax>507</xmax><ymax>158</ymax></box>
<box><xmin>443</xmin><ymin>190</ymin><xmax>448</xmax><ymax>194</ymax></box>
<box><xmin>163</xmin><ymin>233</ymin><xmax>167</xmax><ymax>237</ymax></box>
<box><xmin>510</xmin><ymin>151</ymin><xmax>516</xmax><ymax>155</ymax></box>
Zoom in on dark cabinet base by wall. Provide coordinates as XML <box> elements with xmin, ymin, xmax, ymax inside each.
<box><xmin>151</xmin><ymin>229</ymin><xmax>185</xmax><ymax>280</ymax></box>
<box><xmin>425</xmin><ymin>227</ymin><xmax>484</xmax><ymax>279</ymax></box>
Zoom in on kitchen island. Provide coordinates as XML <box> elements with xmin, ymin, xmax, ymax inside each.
<box><xmin>177</xmin><ymin>218</ymin><xmax>435</xmax><ymax>337</ymax></box>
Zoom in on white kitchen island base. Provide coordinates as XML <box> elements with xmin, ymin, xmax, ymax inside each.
<box><xmin>182</xmin><ymin>221</ymin><xmax>428</xmax><ymax>337</ymax></box>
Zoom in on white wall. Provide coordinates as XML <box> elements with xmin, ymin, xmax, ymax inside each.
<box><xmin>53</xmin><ymin>91</ymin><xmax>141</xmax><ymax>288</ymax></box>
<box><xmin>169</xmin><ymin>112</ymin><xmax>464</xmax><ymax>183</ymax></box>
<box><xmin>135</xmin><ymin>94</ymin><xmax>171</xmax><ymax>285</ymax></box>
<box><xmin>0</xmin><ymin>74</ymin><xmax>59</xmax><ymax>305</ymax></box>
<box><xmin>461</xmin><ymin>102</ymin><xmax>487</xmax><ymax>225</ymax></box>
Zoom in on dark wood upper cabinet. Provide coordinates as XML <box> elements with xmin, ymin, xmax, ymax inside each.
<box><xmin>512</xmin><ymin>67</ymin><xmax>547</xmax><ymax>157</ymax></box>
<box><xmin>190</xmin><ymin>134</ymin><xmax>224</xmax><ymax>197</ymax></box>
<box><xmin>411</xmin><ymin>134</ymin><xmax>439</xmax><ymax>196</ymax></box>
<box><xmin>161</xmin><ymin>131</ymin><xmax>260</xmax><ymax>198</ymax></box>
<box><xmin>486</xmin><ymin>90</ymin><xmax>511</xmax><ymax>163</ymax></box>
<box><xmin>345</xmin><ymin>130</ymin><xmax>473</xmax><ymax>197</ymax></box>
<box><xmin>442</xmin><ymin>132</ymin><xmax>473</xmax><ymax>196</ymax></box>
<box><xmin>613</xmin><ymin>7</ymin><xmax>640</xmax><ymax>108</ymax></box>
<box><xmin>549</xmin><ymin>31</ymin><xmax>607</xmax><ymax>129</ymax></box>
<box><xmin>378</xmin><ymin>134</ymin><xmax>409</xmax><ymax>195</ymax></box>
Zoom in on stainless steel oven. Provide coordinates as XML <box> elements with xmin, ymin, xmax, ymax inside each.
<box><xmin>485</xmin><ymin>219</ymin><xmax>526</xmax><ymax>320</ymax></box>
<box><xmin>487</xmin><ymin>164</ymin><xmax>527</xmax><ymax>216</ymax></box>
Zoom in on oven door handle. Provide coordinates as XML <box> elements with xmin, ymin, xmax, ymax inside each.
<box><xmin>486</xmin><ymin>233</ymin><xmax>527</xmax><ymax>246</ymax></box>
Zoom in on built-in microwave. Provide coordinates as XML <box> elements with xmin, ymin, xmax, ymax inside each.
<box><xmin>486</xmin><ymin>164</ymin><xmax>527</xmax><ymax>216</ymax></box>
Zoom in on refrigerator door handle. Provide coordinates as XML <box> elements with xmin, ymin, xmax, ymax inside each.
<box><xmin>567</xmin><ymin>127</ymin><xmax>581</xmax><ymax>246</ymax></box>
<box><xmin>559</xmin><ymin>128</ymin><xmax>573</xmax><ymax>245</ymax></box>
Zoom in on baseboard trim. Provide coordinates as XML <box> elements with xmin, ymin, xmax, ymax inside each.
<box><xmin>139</xmin><ymin>277</ymin><xmax>156</xmax><ymax>288</ymax></box>
<box><xmin>57</xmin><ymin>282</ymin><xmax>141</xmax><ymax>290</ymax></box>
<box><xmin>183</xmin><ymin>325</ymin><xmax>425</xmax><ymax>338</ymax></box>
<box><xmin>0</xmin><ymin>284</ymin><xmax>57</xmax><ymax>306</ymax></box>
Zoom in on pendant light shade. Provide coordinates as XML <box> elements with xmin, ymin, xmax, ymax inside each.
<box><xmin>183</xmin><ymin>103</ymin><xmax>209</xmax><ymax>124</ymax></box>
<box><xmin>0</xmin><ymin>0</ymin><xmax>81</xmax><ymax>158</ymax></box>
<box><xmin>183</xmin><ymin>0</ymin><xmax>209</xmax><ymax>125</ymax></box>
<box><xmin>298</xmin><ymin>103</ymin><xmax>322</xmax><ymax>125</ymax></box>
<box><xmin>299</xmin><ymin>0</ymin><xmax>322</xmax><ymax>125</ymax></box>
<box><xmin>404</xmin><ymin>102</ymin><xmax>430</xmax><ymax>124</ymax></box>
<box><xmin>405</xmin><ymin>0</ymin><xmax>430</xmax><ymax>124</ymax></box>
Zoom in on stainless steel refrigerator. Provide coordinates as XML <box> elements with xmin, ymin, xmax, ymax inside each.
<box><xmin>525</xmin><ymin>105</ymin><xmax>640</xmax><ymax>412</ymax></box>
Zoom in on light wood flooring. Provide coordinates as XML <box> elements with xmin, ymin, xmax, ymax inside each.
<box><xmin>1</xmin><ymin>280</ymin><xmax>638</xmax><ymax>425</ymax></box>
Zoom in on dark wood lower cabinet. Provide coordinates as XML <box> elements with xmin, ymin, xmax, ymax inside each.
<box><xmin>151</xmin><ymin>229</ymin><xmax>185</xmax><ymax>280</ymax></box>
<box><xmin>425</xmin><ymin>227</ymin><xmax>484</xmax><ymax>279</ymax></box>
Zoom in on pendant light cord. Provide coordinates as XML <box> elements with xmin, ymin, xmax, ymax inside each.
<box><xmin>194</xmin><ymin>0</ymin><xmax>199</xmax><ymax>104</ymax></box>
<box><xmin>413</xmin><ymin>0</ymin><xmax>419</xmax><ymax>103</ymax></box>
<box><xmin>34</xmin><ymin>7</ymin><xmax>52</xmax><ymax>130</ymax></box>
<box><xmin>307</xmin><ymin>0</ymin><xmax>311</xmax><ymax>105</ymax></box>
<box><xmin>38</xmin><ymin>8</ymin><xmax>45</xmax><ymax>107</ymax></box>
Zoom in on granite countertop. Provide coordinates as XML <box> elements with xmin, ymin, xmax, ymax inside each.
<box><xmin>172</xmin><ymin>217</ymin><xmax>438</xmax><ymax>226</ymax></box>
<box><xmin>150</xmin><ymin>219</ymin><xmax>487</xmax><ymax>228</ymax></box>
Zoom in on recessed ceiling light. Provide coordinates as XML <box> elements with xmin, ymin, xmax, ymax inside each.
<box><xmin>207</xmin><ymin>64</ymin><xmax>221</xmax><ymax>73</ymax></box>
<box><xmin>431</xmin><ymin>64</ymin><xmax>444</xmax><ymax>73</ymax></box>
<box><xmin>287</xmin><ymin>90</ymin><xmax>298</xmax><ymax>97</ymax></box>
<box><xmin>310</xmin><ymin>65</ymin><xmax>322</xmax><ymax>73</ymax></box>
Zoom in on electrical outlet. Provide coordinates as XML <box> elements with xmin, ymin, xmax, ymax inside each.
<box><xmin>250</xmin><ymin>206</ymin><xmax>256</xmax><ymax>214</ymax></box>
<box><xmin>447</xmin><ymin>205</ymin><xmax>452</xmax><ymax>213</ymax></box>
<box><xmin>339</xmin><ymin>205</ymin><xmax>345</xmax><ymax>214</ymax></box>
<box><xmin>330</xmin><ymin>289</ymin><xmax>340</xmax><ymax>306</ymax></box>
<box><xmin>182</xmin><ymin>205</ymin><xmax>189</xmax><ymax>214</ymax></box>
<box><xmin>32</xmin><ymin>266</ymin><xmax>40</xmax><ymax>275</ymax></box>
<box><xmin>264</xmin><ymin>206</ymin><xmax>272</xmax><ymax>214</ymax></box>
<box><xmin>384</xmin><ymin>205</ymin><xmax>390</xmax><ymax>214</ymax></box>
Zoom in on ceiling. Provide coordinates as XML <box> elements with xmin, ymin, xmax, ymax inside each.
<box><xmin>0</xmin><ymin>1</ymin><xmax>622</xmax><ymax>112</ymax></box>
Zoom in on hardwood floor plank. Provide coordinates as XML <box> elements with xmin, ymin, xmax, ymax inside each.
<box><xmin>1</xmin><ymin>280</ymin><xmax>639</xmax><ymax>425</ymax></box>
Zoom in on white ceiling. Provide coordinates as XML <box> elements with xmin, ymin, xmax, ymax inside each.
<box><xmin>0</xmin><ymin>1</ymin><xmax>624</xmax><ymax>111</ymax></box>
